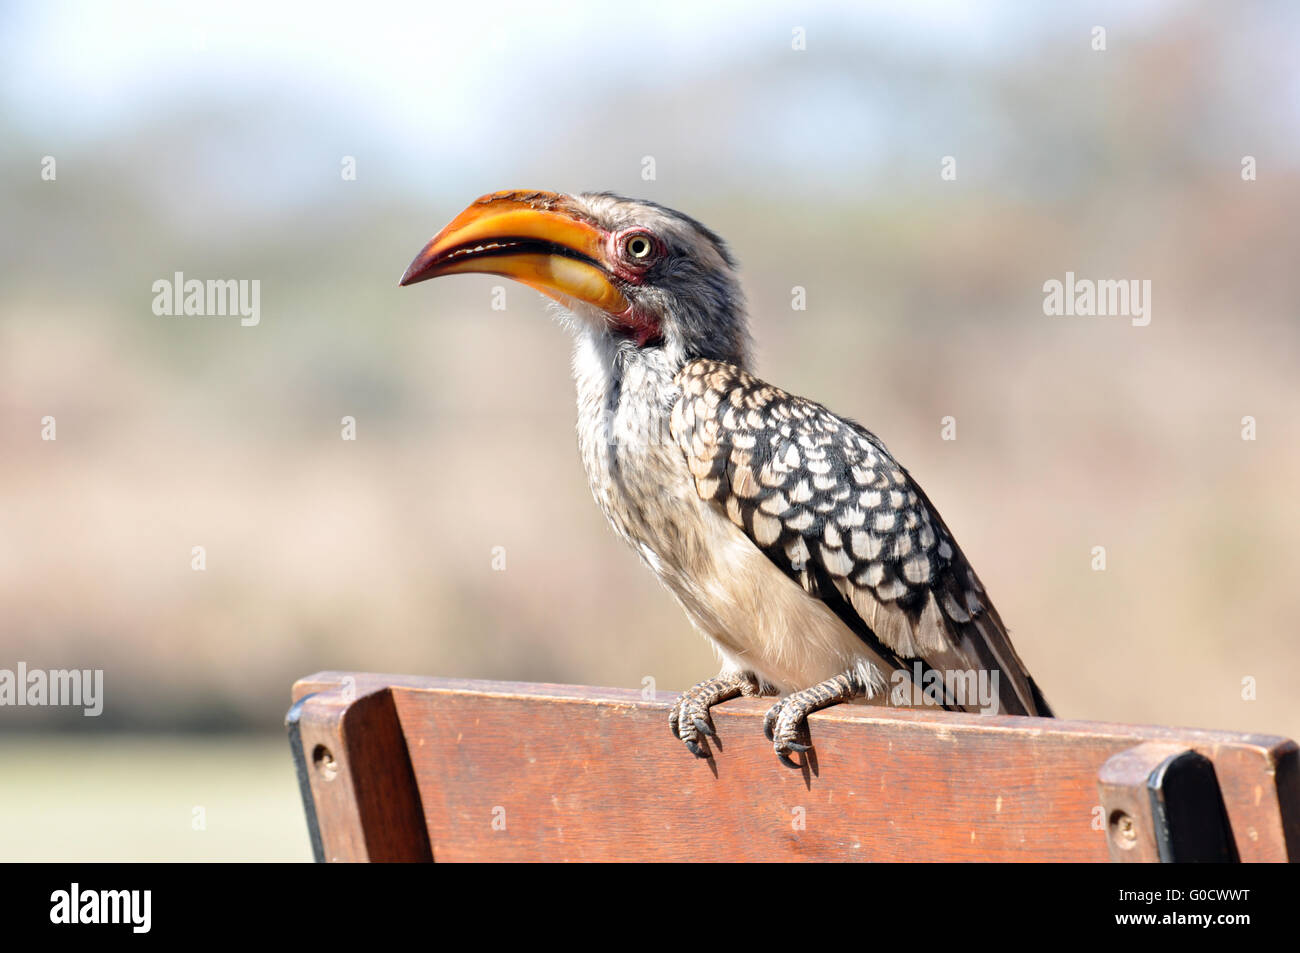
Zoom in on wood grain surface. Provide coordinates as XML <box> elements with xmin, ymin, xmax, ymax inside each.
<box><xmin>290</xmin><ymin>672</ymin><xmax>1298</xmax><ymax>862</ymax></box>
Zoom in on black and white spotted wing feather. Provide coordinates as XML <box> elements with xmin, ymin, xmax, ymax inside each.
<box><xmin>672</xmin><ymin>359</ymin><xmax>1052</xmax><ymax>717</ymax></box>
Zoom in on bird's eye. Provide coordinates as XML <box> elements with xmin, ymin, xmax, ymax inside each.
<box><xmin>621</xmin><ymin>232</ymin><xmax>657</xmax><ymax>262</ymax></box>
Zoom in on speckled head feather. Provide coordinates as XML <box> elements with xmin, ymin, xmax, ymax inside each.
<box><xmin>568</xmin><ymin>192</ymin><xmax>751</xmax><ymax>370</ymax></box>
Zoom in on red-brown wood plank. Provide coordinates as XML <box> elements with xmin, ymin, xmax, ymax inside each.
<box><xmin>290</xmin><ymin>672</ymin><xmax>1298</xmax><ymax>863</ymax></box>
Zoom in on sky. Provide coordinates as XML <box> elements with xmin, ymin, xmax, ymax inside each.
<box><xmin>2</xmin><ymin>1</ymin><xmax>1220</xmax><ymax>198</ymax></box>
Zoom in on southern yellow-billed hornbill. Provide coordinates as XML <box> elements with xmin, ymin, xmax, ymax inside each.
<box><xmin>401</xmin><ymin>190</ymin><xmax>1053</xmax><ymax>766</ymax></box>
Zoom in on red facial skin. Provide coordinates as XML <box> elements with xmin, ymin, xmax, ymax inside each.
<box><xmin>605</xmin><ymin>228</ymin><xmax>666</xmax><ymax>346</ymax></box>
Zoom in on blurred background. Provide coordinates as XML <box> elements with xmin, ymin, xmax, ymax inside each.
<box><xmin>1</xmin><ymin>1</ymin><xmax>1297</xmax><ymax>861</ymax></box>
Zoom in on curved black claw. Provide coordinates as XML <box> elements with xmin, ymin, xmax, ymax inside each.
<box><xmin>765</xmin><ymin>671</ymin><xmax>865</xmax><ymax>766</ymax></box>
<box><xmin>766</xmin><ymin>698</ymin><xmax>812</xmax><ymax>766</ymax></box>
<box><xmin>669</xmin><ymin>671</ymin><xmax>761</xmax><ymax>758</ymax></box>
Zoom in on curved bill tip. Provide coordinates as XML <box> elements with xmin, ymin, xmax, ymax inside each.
<box><xmin>398</xmin><ymin>241</ymin><xmax>441</xmax><ymax>287</ymax></box>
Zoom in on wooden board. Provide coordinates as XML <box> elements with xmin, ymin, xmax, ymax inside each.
<box><xmin>289</xmin><ymin>672</ymin><xmax>1299</xmax><ymax>863</ymax></box>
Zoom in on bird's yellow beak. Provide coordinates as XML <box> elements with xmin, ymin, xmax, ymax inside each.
<box><xmin>398</xmin><ymin>190</ymin><xmax>630</xmax><ymax>314</ymax></box>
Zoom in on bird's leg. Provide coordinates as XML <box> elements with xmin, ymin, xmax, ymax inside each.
<box><xmin>669</xmin><ymin>670</ymin><xmax>762</xmax><ymax>757</ymax></box>
<box><xmin>764</xmin><ymin>670</ymin><xmax>865</xmax><ymax>768</ymax></box>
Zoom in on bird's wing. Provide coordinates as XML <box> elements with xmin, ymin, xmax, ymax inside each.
<box><xmin>671</xmin><ymin>359</ymin><xmax>1052</xmax><ymax>716</ymax></box>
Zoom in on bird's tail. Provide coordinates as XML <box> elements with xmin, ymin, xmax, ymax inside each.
<box><xmin>961</xmin><ymin>602</ymin><xmax>1054</xmax><ymax>717</ymax></box>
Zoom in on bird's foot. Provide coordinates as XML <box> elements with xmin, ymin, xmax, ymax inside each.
<box><xmin>764</xmin><ymin>671</ymin><xmax>864</xmax><ymax>768</ymax></box>
<box><xmin>669</xmin><ymin>671</ymin><xmax>761</xmax><ymax>757</ymax></box>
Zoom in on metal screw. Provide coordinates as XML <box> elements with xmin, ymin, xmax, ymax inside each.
<box><xmin>1109</xmin><ymin>810</ymin><xmax>1137</xmax><ymax>849</ymax></box>
<box><xmin>313</xmin><ymin>744</ymin><xmax>338</xmax><ymax>781</ymax></box>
